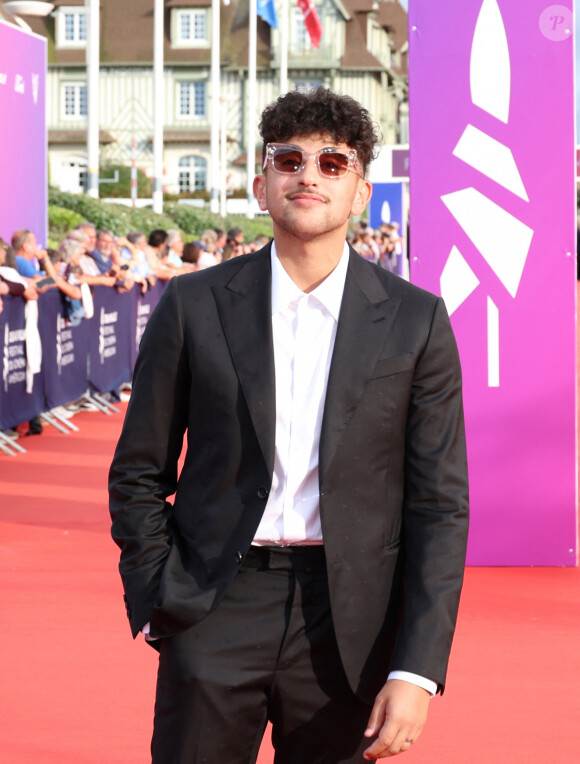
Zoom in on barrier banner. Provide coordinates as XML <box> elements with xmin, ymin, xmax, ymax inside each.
<box><xmin>88</xmin><ymin>288</ymin><xmax>132</xmax><ymax>393</ymax></box>
<box><xmin>38</xmin><ymin>290</ymin><xmax>90</xmax><ymax>410</ymax></box>
<box><xmin>130</xmin><ymin>281</ymin><xmax>165</xmax><ymax>369</ymax></box>
<box><xmin>0</xmin><ymin>21</ymin><xmax>47</xmax><ymax>245</ymax></box>
<box><xmin>0</xmin><ymin>296</ymin><xmax>45</xmax><ymax>429</ymax></box>
<box><xmin>409</xmin><ymin>1</ymin><xmax>576</xmax><ymax>564</ymax></box>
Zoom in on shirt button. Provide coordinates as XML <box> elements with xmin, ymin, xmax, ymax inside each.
<box><xmin>257</xmin><ymin>486</ymin><xmax>269</xmax><ymax>499</ymax></box>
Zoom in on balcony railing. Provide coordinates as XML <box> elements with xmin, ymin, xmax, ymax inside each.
<box><xmin>272</xmin><ymin>42</ymin><xmax>339</xmax><ymax>68</ymax></box>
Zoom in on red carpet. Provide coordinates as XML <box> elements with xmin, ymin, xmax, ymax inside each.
<box><xmin>1</xmin><ymin>405</ymin><xmax>579</xmax><ymax>763</ymax></box>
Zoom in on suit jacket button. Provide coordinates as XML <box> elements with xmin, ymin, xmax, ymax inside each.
<box><xmin>257</xmin><ymin>486</ymin><xmax>269</xmax><ymax>499</ymax></box>
<box><xmin>235</xmin><ymin>550</ymin><xmax>243</xmax><ymax>563</ymax></box>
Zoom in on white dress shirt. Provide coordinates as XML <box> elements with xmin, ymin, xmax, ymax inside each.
<box><xmin>253</xmin><ymin>242</ymin><xmax>348</xmax><ymax>545</ymax></box>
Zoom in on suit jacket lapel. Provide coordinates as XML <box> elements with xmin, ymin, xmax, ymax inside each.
<box><xmin>211</xmin><ymin>247</ymin><xmax>276</xmax><ymax>475</ymax></box>
<box><xmin>319</xmin><ymin>249</ymin><xmax>401</xmax><ymax>481</ymax></box>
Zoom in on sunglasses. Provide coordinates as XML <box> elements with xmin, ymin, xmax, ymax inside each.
<box><xmin>263</xmin><ymin>143</ymin><xmax>363</xmax><ymax>180</ymax></box>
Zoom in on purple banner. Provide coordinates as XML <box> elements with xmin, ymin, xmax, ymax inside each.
<box><xmin>409</xmin><ymin>1</ymin><xmax>576</xmax><ymax>564</ymax></box>
<box><xmin>0</xmin><ymin>21</ymin><xmax>47</xmax><ymax>246</ymax></box>
<box><xmin>0</xmin><ymin>296</ymin><xmax>45</xmax><ymax>430</ymax></box>
<box><xmin>37</xmin><ymin>290</ymin><xmax>90</xmax><ymax>410</ymax></box>
<box><xmin>129</xmin><ymin>281</ymin><xmax>166</xmax><ymax>369</ymax></box>
<box><xmin>88</xmin><ymin>288</ymin><xmax>133</xmax><ymax>394</ymax></box>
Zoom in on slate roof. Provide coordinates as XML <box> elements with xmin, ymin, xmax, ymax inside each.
<box><xmin>23</xmin><ymin>0</ymin><xmax>407</xmax><ymax>72</ymax></box>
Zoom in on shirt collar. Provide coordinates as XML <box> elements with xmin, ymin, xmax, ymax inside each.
<box><xmin>271</xmin><ymin>241</ymin><xmax>349</xmax><ymax>322</ymax></box>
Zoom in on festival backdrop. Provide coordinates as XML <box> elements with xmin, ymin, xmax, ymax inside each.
<box><xmin>409</xmin><ymin>0</ymin><xmax>577</xmax><ymax>565</ymax></box>
<box><xmin>0</xmin><ymin>20</ymin><xmax>47</xmax><ymax>245</ymax></box>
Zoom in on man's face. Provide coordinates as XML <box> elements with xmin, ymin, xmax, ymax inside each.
<box><xmin>97</xmin><ymin>232</ymin><xmax>115</xmax><ymax>256</ymax></box>
<box><xmin>253</xmin><ymin>134</ymin><xmax>372</xmax><ymax>243</ymax></box>
<box><xmin>23</xmin><ymin>233</ymin><xmax>37</xmax><ymax>257</ymax></box>
<box><xmin>171</xmin><ymin>235</ymin><xmax>184</xmax><ymax>255</ymax></box>
<box><xmin>70</xmin><ymin>247</ymin><xmax>83</xmax><ymax>267</ymax></box>
<box><xmin>83</xmin><ymin>227</ymin><xmax>97</xmax><ymax>251</ymax></box>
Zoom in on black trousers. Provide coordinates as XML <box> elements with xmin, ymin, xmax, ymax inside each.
<box><xmin>151</xmin><ymin>546</ymin><xmax>373</xmax><ymax>764</ymax></box>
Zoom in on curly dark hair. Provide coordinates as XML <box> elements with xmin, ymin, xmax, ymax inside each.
<box><xmin>259</xmin><ymin>87</ymin><xmax>382</xmax><ymax>174</ymax></box>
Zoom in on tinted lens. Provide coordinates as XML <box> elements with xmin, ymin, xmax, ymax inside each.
<box><xmin>318</xmin><ymin>151</ymin><xmax>349</xmax><ymax>177</ymax></box>
<box><xmin>272</xmin><ymin>148</ymin><xmax>304</xmax><ymax>173</ymax></box>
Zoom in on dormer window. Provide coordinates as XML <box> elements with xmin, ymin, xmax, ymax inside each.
<box><xmin>56</xmin><ymin>7</ymin><xmax>87</xmax><ymax>49</ymax></box>
<box><xmin>172</xmin><ymin>8</ymin><xmax>210</xmax><ymax>48</ymax></box>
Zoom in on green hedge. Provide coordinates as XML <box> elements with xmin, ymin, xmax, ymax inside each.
<box><xmin>47</xmin><ymin>188</ymin><xmax>273</xmax><ymax>244</ymax></box>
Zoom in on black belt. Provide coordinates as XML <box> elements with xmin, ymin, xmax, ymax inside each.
<box><xmin>244</xmin><ymin>545</ymin><xmax>326</xmax><ymax>572</ymax></box>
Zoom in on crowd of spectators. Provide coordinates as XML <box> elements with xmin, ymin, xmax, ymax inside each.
<box><xmin>1</xmin><ymin>217</ymin><xmax>404</xmax><ymax>444</ymax></box>
<box><xmin>0</xmin><ymin>223</ymin><xmax>273</xmax><ymax>315</ymax></box>
<box><xmin>0</xmin><ymin>223</ymin><xmax>273</xmax><ymax>442</ymax></box>
<box><xmin>349</xmin><ymin>220</ymin><xmax>404</xmax><ymax>272</ymax></box>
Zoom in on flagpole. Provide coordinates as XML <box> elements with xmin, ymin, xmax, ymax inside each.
<box><xmin>153</xmin><ymin>0</ymin><xmax>164</xmax><ymax>214</ymax></box>
<box><xmin>85</xmin><ymin>0</ymin><xmax>99</xmax><ymax>198</ymax></box>
<box><xmin>210</xmin><ymin>0</ymin><xmax>220</xmax><ymax>214</ymax></box>
<box><xmin>246</xmin><ymin>0</ymin><xmax>257</xmax><ymax>219</ymax></box>
<box><xmin>280</xmin><ymin>0</ymin><xmax>288</xmax><ymax>94</ymax></box>
<box><xmin>220</xmin><ymin>97</ymin><xmax>227</xmax><ymax>218</ymax></box>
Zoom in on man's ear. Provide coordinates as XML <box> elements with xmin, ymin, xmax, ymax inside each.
<box><xmin>253</xmin><ymin>174</ymin><xmax>268</xmax><ymax>211</ymax></box>
<box><xmin>351</xmin><ymin>179</ymin><xmax>373</xmax><ymax>217</ymax></box>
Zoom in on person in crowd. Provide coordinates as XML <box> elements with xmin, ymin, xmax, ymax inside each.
<box><xmin>94</xmin><ymin>230</ymin><xmax>139</xmax><ymax>292</ymax></box>
<box><xmin>0</xmin><ymin>238</ymin><xmax>38</xmax><ymax>302</ymax></box>
<box><xmin>165</xmin><ymin>230</ymin><xmax>185</xmax><ymax>269</ymax></box>
<box><xmin>110</xmin><ymin>87</ymin><xmax>469</xmax><ymax>763</ymax></box>
<box><xmin>227</xmin><ymin>226</ymin><xmax>245</xmax><ymax>250</ymax></box>
<box><xmin>145</xmin><ymin>230</ymin><xmax>175</xmax><ymax>281</ymax></box>
<box><xmin>109</xmin><ymin>234</ymin><xmax>155</xmax><ymax>294</ymax></box>
<box><xmin>50</xmin><ymin>238</ymin><xmax>93</xmax><ymax>300</ymax></box>
<box><xmin>76</xmin><ymin>221</ymin><xmax>98</xmax><ymax>254</ymax></box>
<box><xmin>65</xmin><ymin>229</ymin><xmax>118</xmax><ymax>287</ymax></box>
<box><xmin>11</xmin><ymin>229</ymin><xmax>48</xmax><ymax>280</ymax></box>
<box><xmin>88</xmin><ymin>228</ymin><xmax>116</xmax><ymax>273</ymax></box>
<box><xmin>220</xmin><ymin>242</ymin><xmax>235</xmax><ymax>261</ymax></box>
<box><xmin>351</xmin><ymin>227</ymin><xmax>376</xmax><ymax>262</ymax></box>
<box><xmin>213</xmin><ymin>227</ymin><xmax>227</xmax><ymax>256</ymax></box>
<box><xmin>123</xmin><ymin>232</ymin><xmax>158</xmax><ymax>290</ymax></box>
<box><xmin>181</xmin><ymin>241</ymin><xmax>201</xmax><ymax>269</ymax></box>
<box><xmin>223</xmin><ymin>226</ymin><xmax>247</xmax><ymax>259</ymax></box>
<box><xmin>197</xmin><ymin>229</ymin><xmax>220</xmax><ymax>268</ymax></box>
<box><xmin>253</xmin><ymin>233</ymin><xmax>272</xmax><ymax>251</ymax></box>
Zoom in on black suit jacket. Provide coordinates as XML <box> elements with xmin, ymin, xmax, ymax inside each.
<box><xmin>109</xmin><ymin>244</ymin><xmax>469</xmax><ymax>703</ymax></box>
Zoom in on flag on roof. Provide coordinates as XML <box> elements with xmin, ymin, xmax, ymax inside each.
<box><xmin>297</xmin><ymin>0</ymin><xmax>322</xmax><ymax>48</ymax></box>
<box><xmin>257</xmin><ymin>0</ymin><xmax>278</xmax><ymax>29</ymax></box>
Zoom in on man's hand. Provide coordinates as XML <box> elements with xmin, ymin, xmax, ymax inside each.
<box><xmin>363</xmin><ymin>679</ymin><xmax>430</xmax><ymax>759</ymax></box>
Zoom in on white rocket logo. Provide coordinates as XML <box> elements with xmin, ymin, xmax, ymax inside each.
<box><xmin>14</xmin><ymin>73</ymin><xmax>25</xmax><ymax>94</ymax></box>
<box><xmin>439</xmin><ymin>0</ymin><xmax>533</xmax><ymax>386</ymax></box>
<box><xmin>32</xmin><ymin>74</ymin><xmax>39</xmax><ymax>105</ymax></box>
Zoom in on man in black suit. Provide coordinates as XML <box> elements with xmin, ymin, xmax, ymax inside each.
<box><xmin>109</xmin><ymin>88</ymin><xmax>469</xmax><ymax>763</ymax></box>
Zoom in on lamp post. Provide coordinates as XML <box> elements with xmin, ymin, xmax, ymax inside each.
<box><xmin>3</xmin><ymin>2</ymin><xmax>54</xmax><ymax>19</ymax></box>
